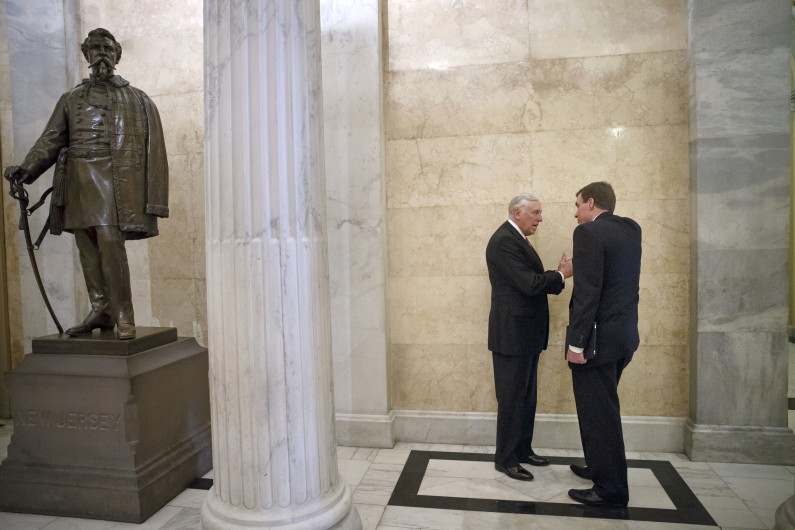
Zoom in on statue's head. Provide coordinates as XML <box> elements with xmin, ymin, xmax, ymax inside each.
<box><xmin>81</xmin><ymin>28</ymin><xmax>122</xmax><ymax>78</ymax></box>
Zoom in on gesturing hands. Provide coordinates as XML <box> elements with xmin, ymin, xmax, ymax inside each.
<box><xmin>558</xmin><ymin>252</ymin><xmax>573</xmax><ymax>279</ymax></box>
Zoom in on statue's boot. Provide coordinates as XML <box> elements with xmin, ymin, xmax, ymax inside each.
<box><xmin>65</xmin><ymin>308</ymin><xmax>115</xmax><ymax>336</ymax></box>
<box><xmin>93</xmin><ymin>226</ymin><xmax>136</xmax><ymax>340</ymax></box>
<box><xmin>71</xmin><ymin>227</ymin><xmax>132</xmax><ymax>338</ymax></box>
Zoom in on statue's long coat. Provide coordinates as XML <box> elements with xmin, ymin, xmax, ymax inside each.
<box><xmin>19</xmin><ymin>75</ymin><xmax>168</xmax><ymax>239</ymax></box>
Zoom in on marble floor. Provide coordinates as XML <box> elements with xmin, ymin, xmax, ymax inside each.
<box><xmin>0</xmin><ymin>420</ymin><xmax>792</xmax><ymax>530</ymax></box>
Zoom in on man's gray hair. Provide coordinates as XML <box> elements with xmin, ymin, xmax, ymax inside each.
<box><xmin>508</xmin><ymin>194</ymin><xmax>539</xmax><ymax>216</ymax></box>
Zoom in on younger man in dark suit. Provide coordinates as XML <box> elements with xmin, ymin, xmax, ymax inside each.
<box><xmin>486</xmin><ymin>194</ymin><xmax>572</xmax><ymax>481</ymax></box>
<box><xmin>565</xmin><ymin>181</ymin><xmax>642</xmax><ymax>507</ymax></box>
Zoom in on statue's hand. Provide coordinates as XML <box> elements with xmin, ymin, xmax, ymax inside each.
<box><xmin>4</xmin><ymin>166</ymin><xmax>29</xmax><ymax>184</ymax></box>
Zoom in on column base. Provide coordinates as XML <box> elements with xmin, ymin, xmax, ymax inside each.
<box><xmin>685</xmin><ymin>421</ymin><xmax>795</xmax><ymax>464</ymax></box>
<box><xmin>774</xmin><ymin>494</ymin><xmax>795</xmax><ymax>530</ymax></box>
<box><xmin>201</xmin><ymin>478</ymin><xmax>360</xmax><ymax>530</ymax></box>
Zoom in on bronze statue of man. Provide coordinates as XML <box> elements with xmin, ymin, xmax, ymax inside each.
<box><xmin>4</xmin><ymin>28</ymin><xmax>168</xmax><ymax>340</ymax></box>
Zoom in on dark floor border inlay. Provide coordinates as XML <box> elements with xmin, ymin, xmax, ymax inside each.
<box><xmin>388</xmin><ymin>451</ymin><xmax>717</xmax><ymax>526</ymax></box>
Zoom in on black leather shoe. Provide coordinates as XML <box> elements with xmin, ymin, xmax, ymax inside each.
<box><xmin>495</xmin><ymin>463</ymin><xmax>534</xmax><ymax>481</ymax></box>
<box><xmin>568</xmin><ymin>488</ymin><xmax>627</xmax><ymax>507</ymax></box>
<box><xmin>519</xmin><ymin>452</ymin><xmax>550</xmax><ymax>466</ymax></box>
<box><xmin>65</xmin><ymin>312</ymin><xmax>115</xmax><ymax>336</ymax></box>
<box><xmin>570</xmin><ymin>464</ymin><xmax>592</xmax><ymax>479</ymax></box>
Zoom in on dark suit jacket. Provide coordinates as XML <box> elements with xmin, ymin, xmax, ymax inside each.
<box><xmin>486</xmin><ymin>221</ymin><xmax>564</xmax><ymax>356</ymax></box>
<box><xmin>567</xmin><ymin>213</ymin><xmax>642</xmax><ymax>365</ymax></box>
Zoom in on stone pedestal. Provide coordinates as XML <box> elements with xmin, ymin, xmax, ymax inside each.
<box><xmin>0</xmin><ymin>328</ymin><xmax>212</xmax><ymax>523</ymax></box>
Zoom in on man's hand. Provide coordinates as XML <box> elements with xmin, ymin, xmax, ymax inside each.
<box><xmin>4</xmin><ymin>166</ymin><xmax>29</xmax><ymax>184</ymax></box>
<box><xmin>558</xmin><ymin>252</ymin><xmax>573</xmax><ymax>279</ymax></box>
<box><xmin>566</xmin><ymin>348</ymin><xmax>587</xmax><ymax>364</ymax></box>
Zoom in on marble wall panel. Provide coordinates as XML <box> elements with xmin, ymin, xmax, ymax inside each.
<box><xmin>80</xmin><ymin>0</ymin><xmax>203</xmax><ymax>38</ymax></box>
<box><xmin>389</xmin><ymin>276</ymin><xmax>490</xmax><ymax>346</ymax></box>
<box><xmin>689</xmin><ymin>1</ymin><xmax>790</xmax><ymax>140</ymax></box>
<box><xmin>155</xmin><ymin>91</ymin><xmax>205</xmax><ymax>158</ymax></box>
<box><xmin>532</xmin><ymin>125</ymin><xmax>690</xmax><ymax>203</ymax></box>
<box><xmin>0</xmin><ymin>0</ymin><xmax>25</xmax><ymax>367</ymax></box>
<box><xmin>693</xmin><ymin>135</ymin><xmax>789</xmax><ymax>250</ymax></box>
<box><xmin>694</xmin><ymin>331</ymin><xmax>789</xmax><ymax>427</ymax></box>
<box><xmin>536</xmin><ymin>349</ymin><xmax>576</xmax><ymax>414</ymax></box>
<box><xmin>385</xmin><ymin>51</ymin><xmax>687</xmax><ymax>140</ymax></box>
<box><xmin>150</xmin><ymin>278</ymin><xmax>200</xmax><ymax>335</ymax></box>
<box><xmin>619</xmin><ymin>345</ymin><xmax>689</xmax><ymax>416</ymax></box>
<box><xmin>691</xmin><ymin>50</ymin><xmax>790</xmax><ymax>140</ymax></box>
<box><xmin>386</xmin><ymin>134</ymin><xmax>533</xmax><ymax>208</ymax></box>
<box><xmin>621</xmin><ymin>200</ymin><xmax>690</xmax><ymax>275</ymax></box>
<box><xmin>385</xmin><ymin>63</ymin><xmax>538</xmax><ymax>140</ymax></box>
<box><xmin>524</xmin><ymin>344</ymin><xmax>690</xmax><ymax>418</ymax></box>
<box><xmin>529</xmin><ymin>0</ymin><xmax>687</xmax><ymax>60</ymax></box>
<box><xmin>321</xmin><ymin>0</ymin><xmax>389</xmax><ymax>417</ymax></box>
<box><xmin>530</xmin><ymin>52</ymin><xmax>689</xmax><ymax>132</ymax></box>
<box><xmin>187</xmin><ymin>151</ymin><xmax>206</xmax><ymax>256</ymax></box>
<box><xmin>696</xmin><ymin>248</ymin><xmax>788</xmax><ymax>333</ymax></box>
<box><xmin>386</xmin><ymin>202</ymin><xmax>575</xmax><ymax>280</ymax></box>
<box><xmin>387</xmin><ymin>205</ymin><xmax>502</xmax><ymax>278</ymax></box>
<box><xmin>690</xmin><ymin>0</ymin><xmax>789</xmax><ymax>55</ymax></box>
<box><xmin>390</xmin><ymin>344</ymin><xmax>494</xmax><ymax>412</ymax></box>
<box><xmin>107</xmin><ymin>32</ymin><xmax>204</xmax><ymax>96</ymax></box>
<box><xmin>5</xmin><ymin>0</ymin><xmax>81</xmax><ymax>347</ymax></box>
<box><xmin>532</xmin><ymin>129</ymin><xmax>619</xmax><ymax>200</ymax></box>
<box><xmin>638</xmin><ymin>274</ymin><xmax>690</xmax><ymax>346</ymax></box>
<box><xmin>387</xmin><ymin>0</ymin><xmax>530</xmax><ymax>71</ymax></box>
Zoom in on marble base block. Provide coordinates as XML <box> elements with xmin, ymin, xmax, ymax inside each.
<box><xmin>336</xmin><ymin>413</ymin><xmax>395</xmax><ymax>448</ymax></box>
<box><xmin>0</xmin><ymin>328</ymin><xmax>212</xmax><ymax>523</ymax></box>
<box><xmin>685</xmin><ymin>421</ymin><xmax>795</xmax><ymax>465</ymax></box>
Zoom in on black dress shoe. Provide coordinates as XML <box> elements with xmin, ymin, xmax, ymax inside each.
<box><xmin>519</xmin><ymin>453</ymin><xmax>550</xmax><ymax>466</ymax></box>
<box><xmin>568</xmin><ymin>488</ymin><xmax>627</xmax><ymax>507</ymax></box>
<box><xmin>495</xmin><ymin>463</ymin><xmax>534</xmax><ymax>481</ymax></box>
<box><xmin>570</xmin><ymin>464</ymin><xmax>592</xmax><ymax>479</ymax></box>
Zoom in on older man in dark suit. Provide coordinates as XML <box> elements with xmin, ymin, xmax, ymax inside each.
<box><xmin>565</xmin><ymin>181</ymin><xmax>642</xmax><ymax>507</ymax></box>
<box><xmin>486</xmin><ymin>194</ymin><xmax>572</xmax><ymax>481</ymax></box>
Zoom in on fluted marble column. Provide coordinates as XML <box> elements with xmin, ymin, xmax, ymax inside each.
<box><xmin>202</xmin><ymin>1</ymin><xmax>360</xmax><ymax>528</ymax></box>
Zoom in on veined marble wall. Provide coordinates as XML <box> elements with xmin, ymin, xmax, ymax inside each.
<box><xmin>2</xmin><ymin>0</ymin><xmax>79</xmax><ymax>362</ymax></box>
<box><xmin>0</xmin><ymin>0</ymin><xmax>24</xmax><ymax>366</ymax></box>
<box><xmin>386</xmin><ymin>0</ymin><xmax>691</xmax><ymax>418</ymax></box>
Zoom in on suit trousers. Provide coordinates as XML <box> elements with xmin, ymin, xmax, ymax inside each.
<box><xmin>74</xmin><ymin>226</ymin><xmax>134</xmax><ymax>326</ymax></box>
<box><xmin>492</xmin><ymin>351</ymin><xmax>541</xmax><ymax>467</ymax></box>
<box><xmin>571</xmin><ymin>355</ymin><xmax>632</xmax><ymax>503</ymax></box>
